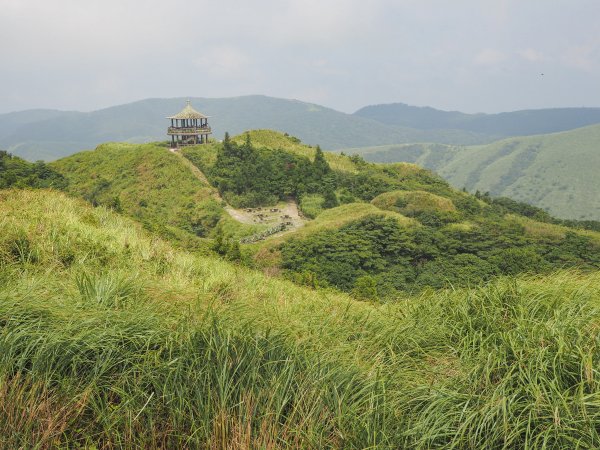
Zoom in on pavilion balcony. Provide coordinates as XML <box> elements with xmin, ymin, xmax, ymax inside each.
<box><xmin>167</xmin><ymin>126</ymin><xmax>212</xmax><ymax>135</ymax></box>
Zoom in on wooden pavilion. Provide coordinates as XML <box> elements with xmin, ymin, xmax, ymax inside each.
<box><xmin>167</xmin><ymin>100</ymin><xmax>212</xmax><ymax>147</ymax></box>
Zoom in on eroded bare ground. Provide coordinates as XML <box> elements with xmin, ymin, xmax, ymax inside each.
<box><xmin>226</xmin><ymin>200</ymin><xmax>306</xmax><ymax>233</ymax></box>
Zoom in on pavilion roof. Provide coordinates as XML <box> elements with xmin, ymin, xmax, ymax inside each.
<box><xmin>167</xmin><ymin>100</ymin><xmax>209</xmax><ymax>119</ymax></box>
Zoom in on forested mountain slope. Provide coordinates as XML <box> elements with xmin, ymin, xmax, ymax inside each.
<box><xmin>0</xmin><ymin>96</ymin><xmax>488</xmax><ymax>161</ymax></box>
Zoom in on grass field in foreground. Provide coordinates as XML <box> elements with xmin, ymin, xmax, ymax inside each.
<box><xmin>2</xmin><ymin>189</ymin><xmax>600</xmax><ymax>448</ymax></box>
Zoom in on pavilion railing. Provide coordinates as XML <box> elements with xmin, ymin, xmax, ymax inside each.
<box><xmin>167</xmin><ymin>126</ymin><xmax>212</xmax><ymax>134</ymax></box>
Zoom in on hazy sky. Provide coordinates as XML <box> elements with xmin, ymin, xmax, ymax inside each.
<box><xmin>1</xmin><ymin>0</ymin><xmax>599</xmax><ymax>114</ymax></box>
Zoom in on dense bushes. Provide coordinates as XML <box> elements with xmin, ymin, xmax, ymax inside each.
<box><xmin>207</xmin><ymin>134</ymin><xmax>338</xmax><ymax>207</ymax></box>
<box><xmin>281</xmin><ymin>215</ymin><xmax>600</xmax><ymax>298</ymax></box>
<box><xmin>202</xmin><ymin>134</ymin><xmax>453</xmax><ymax>210</ymax></box>
<box><xmin>0</xmin><ymin>150</ymin><xmax>67</xmax><ymax>190</ymax></box>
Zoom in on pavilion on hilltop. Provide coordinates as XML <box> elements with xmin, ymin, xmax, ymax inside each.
<box><xmin>167</xmin><ymin>100</ymin><xmax>212</xmax><ymax>147</ymax></box>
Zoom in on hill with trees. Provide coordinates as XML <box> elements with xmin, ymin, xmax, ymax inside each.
<box><xmin>49</xmin><ymin>142</ymin><xmax>264</xmax><ymax>248</ymax></box>
<box><xmin>175</xmin><ymin>130</ymin><xmax>600</xmax><ymax>298</ymax></box>
<box><xmin>3</xmin><ymin>129</ymin><xmax>600</xmax><ymax>447</ymax></box>
<box><xmin>0</xmin><ymin>96</ymin><xmax>488</xmax><ymax>161</ymax></box>
<box><xmin>44</xmin><ymin>131</ymin><xmax>600</xmax><ymax>300</ymax></box>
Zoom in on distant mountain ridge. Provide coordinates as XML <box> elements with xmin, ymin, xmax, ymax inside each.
<box><xmin>2</xmin><ymin>95</ymin><xmax>600</xmax><ymax>161</ymax></box>
<box><xmin>0</xmin><ymin>96</ymin><xmax>490</xmax><ymax>161</ymax></box>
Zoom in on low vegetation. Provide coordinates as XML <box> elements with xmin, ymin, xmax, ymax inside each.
<box><xmin>280</xmin><ymin>213</ymin><xmax>600</xmax><ymax>296</ymax></box>
<box><xmin>2</xmin><ymin>189</ymin><xmax>600</xmax><ymax>448</ymax></box>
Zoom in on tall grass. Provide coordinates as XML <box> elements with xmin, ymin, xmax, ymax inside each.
<box><xmin>2</xmin><ymin>189</ymin><xmax>600</xmax><ymax>448</ymax></box>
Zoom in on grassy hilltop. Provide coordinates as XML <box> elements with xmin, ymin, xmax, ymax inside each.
<box><xmin>2</xmin><ymin>189</ymin><xmax>600</xmax><ymax>447</ymax></box>
<box><xmin>50</xmin><ymin>142</ymin><xmax>264</xmax><ymax>248</ymax></box>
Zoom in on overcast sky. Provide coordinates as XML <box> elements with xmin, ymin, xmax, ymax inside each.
<box><xmin>1</xmin><ymin>0</ymin><xmax>599</xmax><ymax>114</ymax></box>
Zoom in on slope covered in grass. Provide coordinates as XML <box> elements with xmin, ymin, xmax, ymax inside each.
<box><xmin>372</xmin><ymin>190</ymin><xmax>457</xmax><ymax>215</ymax></box>
<box><xmin>2</xmin><ymin>189</ymin><xmax>600</xmax><ymax>448</ymax></box>
<box><xmin>50</xmin><ymin>142</ymin><xmax>262</xmax><ymax>247</ymax></box>
<box><xmin>346</xmin><ymin>124</ymin><xmax>600</xmax><ymax>221</ymax></box>
<box><xmin>44</xmin><ymin>131</ymin><xmax>600</xmax><ymax>298</ymax></box>
<box><xmin>438</xmin><ymin>124</ymin><xmax>600</xmax><ymax>220</ymax></box>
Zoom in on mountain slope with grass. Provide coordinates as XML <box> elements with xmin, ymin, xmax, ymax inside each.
<box><xmin>49</xmin><ymin>142</ymin><xmax>263</xmax><ymax>248</ymax></box>
<box><xmin>45</xmin><ymin>130</ymin><xmax>600</xmax><ymax>299</ymax></box>
<box><xmin>179</xmin><ymin>130</ymin><xmax>600</xmax><ymax>297</ymax></box>
<box><xmin>3</xmin><ymin>188</ymin><xmax>600</xmax><ymax>448</ymax></box>
<box><xmin>345</xmin><ymin>124</ymin><xmax>600</xmax><ymax>221</ymax></box>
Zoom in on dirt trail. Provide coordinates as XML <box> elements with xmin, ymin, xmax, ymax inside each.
<box><xmin>171</xmin><ymin>150</ymin><xmax>212</xmax><ymax>187</ymax></box>
<box><xmin>225</xmin><ymin>206</ymin><xmax>254</xmax><ymax>224</ymax></box>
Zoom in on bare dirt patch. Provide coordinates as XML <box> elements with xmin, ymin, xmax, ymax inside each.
<box><xmin>226</xmin><ymin>200</ymin><xmax>306</xmax><ymax>231</ymax></box>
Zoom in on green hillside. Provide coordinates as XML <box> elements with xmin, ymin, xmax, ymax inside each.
<box><xmin>179</xmin><ymin>130</ymin><xmax>600</xmax><ymax>297</ymax></box>
<box><xmin>346</xmin><ymin>124</ymin><xmax>600</xmax><ymax>221</ymax></box>
<box><xmin>3</xmin><ymin>189</ymin><xmax>600</xmax><ymax>448</ymax></box>
<box><xmin>49</xmin><ymin>142</ymin><xmax>261</xmax><ymax>248</ymax></box>
<box><xmin>43</xmin><ymin>130</ymin><xmax>600</xmax><ymax>300</ymax></box>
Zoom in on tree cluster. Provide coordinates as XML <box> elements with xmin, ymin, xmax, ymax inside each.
<box><xmin>208</xmin><ymin>134</ymin><xmax>338</xmax><ymax>208</ymax></box>
<box><xmin>281</xmin><ymin>215</ymin><xmax>600</xmax><ymax>300</ymax></box>
<box><xmin>0</xmin><ymin>151</ymin><xmax>68</xmax><ymax>190</ymax></box>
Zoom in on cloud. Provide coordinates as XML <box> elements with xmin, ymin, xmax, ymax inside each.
<box><xmin>257</xmin><ymin>0</ymin><xmax>385</xmax><ymax>47</ymax></box>
<box><xmin>1</xmin><ymin>0</ymin><xmax>600</xmax><ymax>113</ymax></box>
<box><xmin>518</xmin><ymin>48</ymin><xmax>547</xmax><ymax>63</ymax></box>
<box><xmin>561</xmin><ymin>44</ymin><xmax>599</xmax><ymax>72</ymax></box>
<box><xmin>474</xmin><ymin>49</ymin><xmax>507</xmax><ymax>66</ymax></box>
